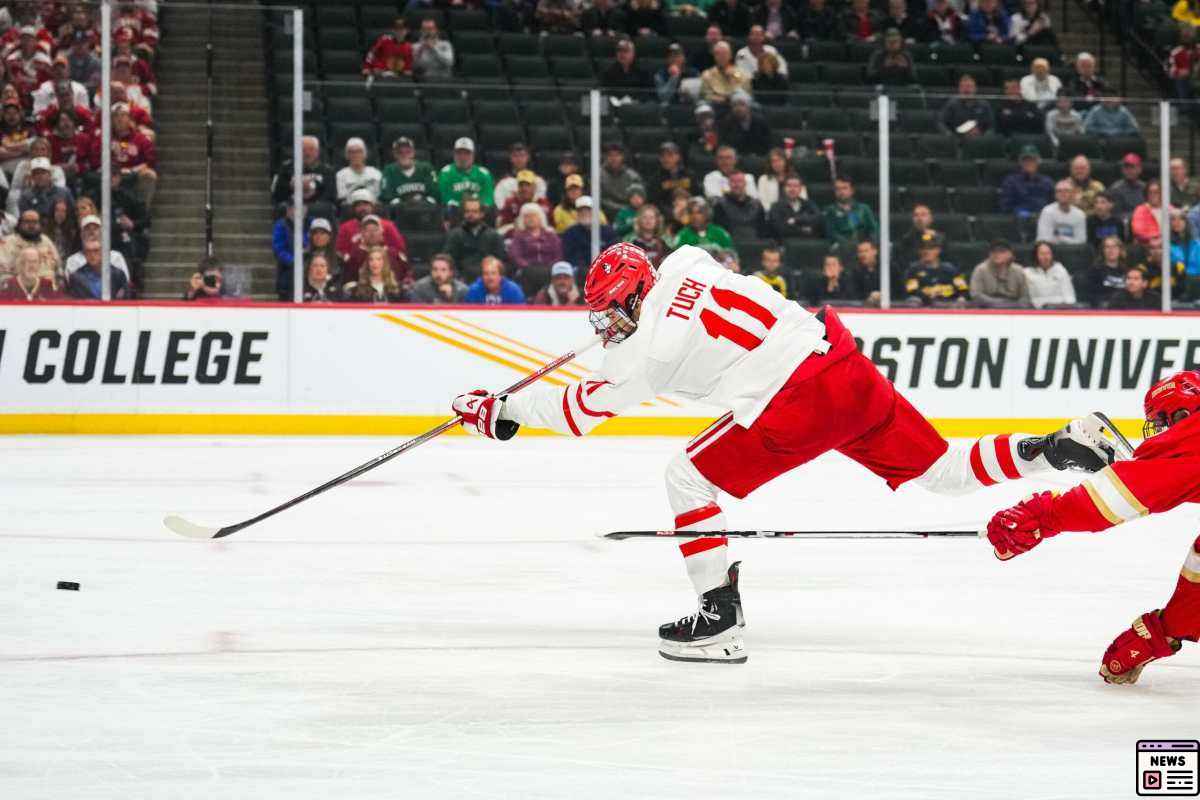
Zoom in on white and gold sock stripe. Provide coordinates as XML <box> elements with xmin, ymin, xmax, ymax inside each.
<box><xmin>1182</xmin><ymin>538</ymin><xmax>1200</xmax><ymax>584</ymax></box>
<box><xmin>1082</xmin><ymin>466</ymin><xmax>1150</xmax><ymax>526</ymax></box>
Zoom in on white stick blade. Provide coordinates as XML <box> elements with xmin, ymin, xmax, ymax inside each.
<box><xmin>163</xmin><ymin>514</ymin><xmax>219</xmax><ymax>539</ymax></box>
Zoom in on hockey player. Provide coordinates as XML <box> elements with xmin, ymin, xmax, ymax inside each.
<box><xmin>986</xmin><ymin>370</ymin><xmax>1200</xmax><ymax>684</ymax></box>
<box><xmin>453</xmin><ymin>243</ymin><xmax>1121</xmax><ymax>663</ymax></box>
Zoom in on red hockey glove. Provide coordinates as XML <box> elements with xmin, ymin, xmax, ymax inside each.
<box><xmin>452</xmin><ymin>390</ymin><xmax>519</xmax><ymax>440</ymax></box>
<box><xmin>986</xmin><ymin>491</ymin><xmax>1060</xmax><ymax>561</ymax></box>
<box><xmin>1099</xmin><ymin>611</ymin><xmax>1181</xmax><ymax>684</ymax></box>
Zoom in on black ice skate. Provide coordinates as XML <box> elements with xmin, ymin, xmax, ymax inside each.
<box><xmin>1018</xmin><ymin>412</ymin><xmax>1134</xmax><ymax>473</ymax></box>
<box><xmin>658</xmin><ymin>561</ymin><xmax>747</xmax><ymax>664</ymax></box>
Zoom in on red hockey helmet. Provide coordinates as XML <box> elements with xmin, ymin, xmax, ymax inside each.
<box><xmin>584</xmin><ymin>242</ymin><xmax>657</xmax><ymax>343</ymax></box>
<box><xmin>1143</xmin><ymin>370</ymin><xmax>1200</xmax><ymax>438</ymax></box>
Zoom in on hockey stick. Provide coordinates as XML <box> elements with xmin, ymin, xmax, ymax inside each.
<box><xmin>164</xmin><ymin>334</ymin><xmax>602</xmax><ymax>540</ymax></box>
<box><xmin>601</xmin><ymin>529</ymin><xmax>982</xmax><ymax>541</ymax></box>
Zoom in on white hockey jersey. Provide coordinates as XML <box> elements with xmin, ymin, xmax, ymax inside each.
<box><xmin>500</xmin><ymin>245</ymin><xmax>830</xmax><ymax>436</ymax></box>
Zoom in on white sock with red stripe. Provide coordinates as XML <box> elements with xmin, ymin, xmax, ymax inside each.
<box><xmin>665</xmin><ymin>451</ymin><xmax>730</xmax><ymax>594</ymax></box>
<box><xmin>914</xmin><ymin>434</ymin><xmax>1047</xmax><ymax>495</ymax></box>
<box><xmin>679</xmin><ymin>535</ymin><xmax>730</xmax><ymax>595</ymax></box>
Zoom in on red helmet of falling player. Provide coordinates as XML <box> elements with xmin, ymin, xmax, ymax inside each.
<box><xmin>1143</xmin><ymin>370</ymin><xmax>1200</xmax><ymax>438</ymax></box>
<box><xmin>584</xmin><ymin>242</ymin><xmax>657</xmax><ymax>343</ymax></box>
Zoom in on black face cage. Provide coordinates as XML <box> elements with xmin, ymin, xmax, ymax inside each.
<box><xmin>1143</xmin><ymin>409</ymin><xmax>1191</xmax><ymax>439</ymax></box>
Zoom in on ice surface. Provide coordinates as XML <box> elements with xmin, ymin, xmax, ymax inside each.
<box><xmin>2</xmin><ymin>435</ymin><xmax>1197</xmax><ymax>799</ymax></box>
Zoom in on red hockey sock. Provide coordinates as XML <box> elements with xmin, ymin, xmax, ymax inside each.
<box><xmin>1161</xmin><ymin>534</ymin><xmax>1200</xmax><ymax>642</ymax></box>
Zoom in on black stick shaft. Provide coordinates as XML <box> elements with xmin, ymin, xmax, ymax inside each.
<box><xmin>603</xmin><ymin>530</ymin><xmax>980</xmax><ymax>541</ymax></box>
<box><xmin>211</xmin><ymin>341</ymin><xmax>595</xmax><ymax>539</ymax></box>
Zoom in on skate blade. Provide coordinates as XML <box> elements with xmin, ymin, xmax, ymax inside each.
<box><xmin>658</xmin><ymin>633</ymin><xmax>747</xmax><ymax>664</ymax></box>
<box><xmin>1090</xmin><ymin>411</ymin><xmax>1135</xmax><ymax>460</ymax></box>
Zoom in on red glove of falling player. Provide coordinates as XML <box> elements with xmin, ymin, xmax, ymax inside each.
<box><xmin>986</xmin><ymin>491</ymin><xmax>1060</xmax><ymax>561</ymax></box>
<box><xmin>452</xmin><ymin>390</ymin><xmax>520</xmax><ymax>440</ymax></box>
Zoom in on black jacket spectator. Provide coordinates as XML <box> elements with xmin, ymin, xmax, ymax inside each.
<box><xmin>649</xmin><ymin>162</ymin><xmax>695</xmax><ymax>211</ymax></box>
<box><xmin>601</xmin><ymin>56</ymin><xmax>653</xmax><ymax>94</ymax></box>
<box><xmin>717</xmin><ymin>107</ymin><xmax>772</xmax><ymax>156</ymax></box>
<box><xmin>753</xmin><ymin>0</ymin><xmax>801</xmax><ymax>37</ymax></box>
<box><xmin>768</xmin><ymin>194</ymin><xmax>822</xmax><ymax>238</ymax></box>
<box><xmin>580</xmin><ymin>0</ymin><xmax>626</xmax><ymax>35</ymax></box>
<box><xmin>799</xmin><ymin>0</ymin><xmax>842</xmax><ymax>40</ymax></box>
<box><xmin>443</xmin><ymin>201</ymin><xmax>507</xmax><ymax>280</ymax></box>
<box><xmin>709</xmin><ymin>0</ymin><xmax>753</xmax><ymax>37</ymax></box>
<box><xmin>865</xmin><ymin>40</ymin><xmax>917</xmax><ymax>84</ymax></box>
<box><xmin>625</xmin><ymin>0</ymin><xmax>667</xmax><ymax>36</ymax></box>
<box><xmin>940</xmin><ymin>94</ymin><xmax>995</xmax><ymax>135</ymax></box>
<box><xmin>271</xmin><ymin>140</ymin><xmax>337</xmax><ymax>211</ymax></box>
<box><xmin>751</xmin><ymin>63</ymin><xmax>789</xmax><ymax>105</ymax></box>
<box><xmin>995</xmin><ymin>94</ymin><xmax>1044</xmax><ymax>136</ymax></box>
<box><xmin>714</xmin><ymin>190</ymin><xmax>765</xmax><ymax>238</ymax></box>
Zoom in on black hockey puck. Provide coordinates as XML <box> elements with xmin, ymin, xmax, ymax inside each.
<box><xmin>56</xmin><ymin>581</ymin><xmax>79</xmax><ymax>591</ymax></box>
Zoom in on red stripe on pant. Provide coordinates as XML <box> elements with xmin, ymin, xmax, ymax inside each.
<box><xmin>675</xmin><ymin>503</ymin><xmax>722</xmax><ymax>530</ymax></box>
<box><xmin>993</xmin><ymin>434</ymin><xmax>1021</xmax><ymax>480</ymax></box>
<box><xmin>969</xmin><ymin>440</ymin><xmax>996</xmax><ymax>486</ymax></box>
<box><xmin>679</xmin><ymin>535</ymin><xmax>728</xmax><ymax>557</ymax></box>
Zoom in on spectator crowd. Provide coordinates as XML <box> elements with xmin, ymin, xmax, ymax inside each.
<box><xmin>0</xmin><ymin>0</ymin><xmax>159</xmax><ymax>302</ymax></box>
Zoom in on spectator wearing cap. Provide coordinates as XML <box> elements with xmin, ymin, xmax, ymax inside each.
<box><xmin>1171</xmin><ymin>157</ymin><xmax>1200</xmax><ymax>208</ymax></box>
<box><xmin>91</xmin><ymin>101</ymin><xmax>156</xmax><ymax>204</ymax></box>
<box><xmin>624</xmin><ymin>205</ymin><xmax>671</xmax><ymax>266</ymax></box>
<box><xmin>533</xmin><ymin>261</ymin><xmax>583</xmax><ymax>305</ymax></box>
<box><xmin>553</xmin><ymin>174</ymin><xmax>594</xmax><ymax>232</ymax></box>
<box><xmin>1000</xmin><ymin>145</ymin><xmax>1053</xmax><ymax>222</ymax></box>
<box><xmin>16</xmin><ymin>154</ymin><xmax>71</xmax><ymax>220</ymax></box>
<box><xmin>64</xmin><ymin>229</ymin><xmax>131</xmax><ymax>289</ymax></box>
<box><xmin>1065</xmin><ymin>155</ymin><xmax>1104</xmax><ymax>213</ymax></box>
<box><xmin>1036</xmin><ymin>180</ymin><xmax>1087</xmax><ymax>244</ymax></box>
<box><xmin>1088</xmin><ymin>193</ymin><xmax>1126</xmax><ymax>247</ymax></box>
<box><xmin>996</xmin><ymin>78</ymin><xmax>1044</xmax><ymax>136</ymax></box>
<box><xmin>437</xmin><ymin>138</ymin><xmax>495</xmax><ymax>208</ymax></box>
<box><xmin>336</xmin><ymin>189</ymin><xmax>408</xmax><ymax>260</ymax></box>
<box><xmin>581</xmin><ymin>0</ymin><xmax>627</xmax><ymax>37</ymax></box>
<box><xmin>0</xmin><ymin>242</ymin><xmax>61</xmax><ymax>300</ymax></box>
<box><xmin>768</xmin><ymin>175</ymin><xmax>822</xmax><ymax>239</ymax></box>
<box><xmin>700</xmin><ymin>41</ymin><xmax>751</xmax><ymax>107</ymax></box>
<box><xmin>1067</xmin><ymin>52</ymin><xmax>1107</xmax><ymax>110</ymax></box>
<box><xmin>895</xmin><ymin>204</ymin><xmax>939</xmax><ymax>267</ymax></box>
<box><xmin>466</xmin><ymin>255</ymin><xmax>525</xmax><ymax>305</ymax></box>
<box><xmin>493</xmin><ymin>142</ymin><xmax>547</xmax><ymax>210</ymax></box>
<box><xmin>1044</xmin><ymin>90</ymin><xmax>1084</xmax><ymax>147</ymax></box>
<box><xmin>713</xmin><ymin>172</ymin><xmax>765</xmax><ymax>239</ymax></box>
<box><xmin>412</xmin><ymin>18</ymin><xmax>454</xmax><ymax>81</ymax></box>
<box><xmin>755</xmin><ymin>0</ymin><xmax>801</xmax><ymax>39</ymax></box>
<box><xmin>673</xmin><ymin>197</ymin><xmax>734</xmax><ymax>255</ymax></box>
<box><xmin>304</xmin><ymin>217</ymin><xmax>343</xmax><ymax>281</ymax></box>
<box><xmin>966</xmin><ymin>0</ymin><xmax>1011</xmax><ymax>44</ymax></box>
<box><xmin>546</xmin><ymin>151</ymin><xmax>581</xmax><ymax>208</ymax></box>
<box><xmin>5</xmin><ymin>25</ymin><xmax>52</xmax><ymax>99</ymax></box>
<box><xmin>613</xmin><ymin>183</ymin><xmax>648</xmax><ymax>238</ymax></box>
<box><xmin>67</xmin><ymin>29</ymin><xmax>101</xmax><ymax>89</ymax></box>
<box><xmin>737</xmin><ymin>25</ymin><xmax>789</xmax><ymax>77</ymax></box>
<box><xmin>8</xmin><ymin>137</ymin><xmax>64</xmax><ymax>216</ymax></box>
<box><xmin>970</xmin><ymin>240</ymin><xmax>1030</xmax><ymax>307</ymax></box>
<box><xmin>536</xmin><ymin>0</ymin><xmax>583</xmax><ymax>34</ymax></box>
<box><xmin>1109</xmin><ymin>153</ymin><xmax>1147</xmax><ymax>219</ymax></box>
<box><xmin>1019</xmin><ymin>58</ymin><xmax>1061</xmax><ymax>109</ymax></box>
<box><xmin>362</xmin><ymin>17</ymin><xmax>412</xmax><ymax>78</ymax></box>
<box><xmin>0</xmin><ymin>207</ymin><xmax>60</xmax><ymax>284</ymax></box>
<box><xmin>111</xmin><ymin>56</ymin><xmax>151</xmax><ymax>117</ymax></box>
<box><xmin>710</xmin><ymin>0</ymin><xmax>753</xmax><ymax>37</ymax></box>
<box><xmin>693</xmin><ymin>102</ymin><xmax>720</xmax><ymax>159</ymax></box>
<box><xmin>823</xmin><ymin>177</ymin><xmax>878</xmax><ymax>245</ymax></box>
<box><xmin>497</xmin><ymin>170</ymin><xmax>552</xmax><ymax>235</ymax></box>
<box><xmin>379</xmin><ymin>137</ymin><xmax>438</xmax><ymax>207</ymax></box>
<box><xmin>753</xmin><ymin>245</ymin><xmax>788</xmax><ymax>298</ymax></box>
<box><xmin>342</xmin><ymin>212</ymin><xmax>410</xmax><ymax>285</ymax></box>
<box><xmin>444</xmin><ymin>194</ymin><xmax>507</xmax><ymax>279</ymax></box>
<box><xmin>1025</xmin><ymin>241</ymin><xmax>1077</xmax><ymax>308</ymax></box>
<box><xmin>704</xmin><ymin>145</ymin><xmax>760</xmax><ymax>203</ymax></box>
<box><xmin>717</xmin><ymin>91</ymin><xmax>771</xmax><ymax>156</ymax></box>
<box><xmin>649</xmin><ymin>141</ymin><xmax>694</xmax><ymax>210</ymax></box>
<box><xmin>601</xmin><ymin>38</ymin><xmax>652</xmax><ymax>96</ymax></box>
<box><xmin>904</xmin><ymin>234</ymin><xmax>968</xmax><ymax>306</ymax></box>
<box><xmin>67</xmin><ymin>240</ymin><xmax>129</xmax><ymax>299</ymax></box>
<box><xmin>655</xmin><ymin>43</ymin><xmax>698</xmax><ymax>106</ymax></box>
<box><xmin>302</xmin><ymin>253</ymin><xmax>343</xmax><ymax>303</ymax></box>
<box><xmin>866</xmin><ymin>28</ymin><xmax>916</xmax><ymax>85</ymax></box>
<box><xmin>598</xmin><ymin>143</ymin><xmax>643</xmax><ymax>219</ymax></box>
<box><xmin>0</xmin><ymin>99</ymin><xmax>32</xmax><ymax>176</ymax></box>
<box><xmin>1131</xmin><ymin>180</ymin><xmax>1174</xmax><ymax>247</ymax></box>
<box><xmin>272</xmin><ymin>204</ymin><xmax>308</xmax><ymax>299</ymax></box>
<box><xmin>508</xmin><ymin>202</ymin><xmax>563</xmax><ymax>295</ymax></box>
<box><xmin>1083</xmin><ymin>97</ymin><xmax>1140</xmax><ymax>138</ymax></box>
<box><xmin>336</xmin><ymin>138</ymin><xmax>383</xmax><ymax>206</ymax></box>
<box><xmin>409</xmin><ymin>252</ymin><xmax>469</xmax><ymax>304</ymax></box>
<box><xmin>562</xmin><ymin>196</ymin><xmax>617</xmax><ymax>270</ymax></box>
<box><xmin>842</xmin><ymin>0</ymin><xmax>883</xmax><ymax>42</ymax></box>
<box><xmin>939</xmin><ymin>74</ymin><xmax>994</xmax><ymax>137</ymax></box>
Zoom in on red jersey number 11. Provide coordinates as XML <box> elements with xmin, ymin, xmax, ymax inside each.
<box><xmin>699</xmin><ymin>287</ymin><xmax>778</xmax><ymax>351</ymax></box>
